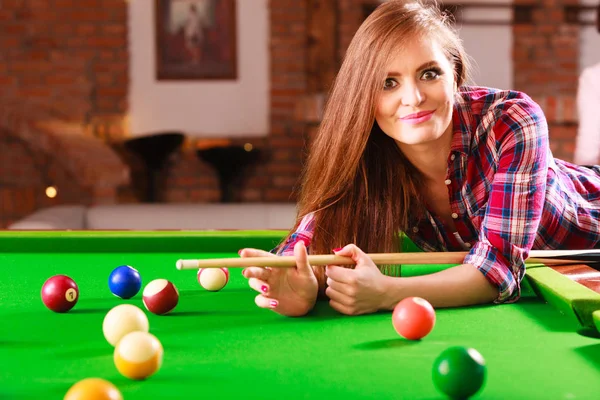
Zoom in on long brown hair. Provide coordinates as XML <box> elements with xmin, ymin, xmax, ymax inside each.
<box><xmin>287</xmin><ymin>0</ymin><xmax>470</xmax><ymax>278</ymax></box>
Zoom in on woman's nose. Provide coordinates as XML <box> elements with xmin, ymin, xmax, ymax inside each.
<box><xmin>399</xmin><ymin>81</ymin><xmax>424</xmax><ymax>107</ymax></box>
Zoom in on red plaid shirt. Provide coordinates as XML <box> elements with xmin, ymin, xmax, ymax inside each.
<box><xmin>276</xmin><ymin>86</ymin><xmax>600</xmax><ymax>303</ymax></box>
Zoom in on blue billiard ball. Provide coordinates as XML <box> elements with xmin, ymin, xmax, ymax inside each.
<box><xmin>108</xmin><ymin>265</ymin><xmax>142</xmax><ymax>299</ymax></box>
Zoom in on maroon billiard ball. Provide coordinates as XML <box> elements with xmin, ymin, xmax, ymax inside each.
<box><xmin>41</xmin><ymin>275</ymin><xmax>79</xmax><ymax>313</ymax></box>
<box><xmin>142</xmin><ymin>279</ymin><xmax>179</xmax><ymax>315</ymax></box>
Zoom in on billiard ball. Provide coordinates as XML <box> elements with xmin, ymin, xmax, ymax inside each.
<box><xmin>432</xmin><ymin>346</ymin><xmax>486</xmax><ymax>399</ymax></box>
<box><xmin>103</xmin><ymin>304</ymin><xmax>149</xmax><ymax>346</ymax></box>
<box><xmin>197</xmin><ymin>267</ymin><xmax>229</xmax><ymax>291</ymax></box>
<box><xmin>114</xmin><ymin>331</ymin><xmax>163</xmax><ymax>380</ymax></box>
<box><xmin>64</xmin><ymin>377</ymin><xmax>123</xmax><ymax>400</ymax></box>
<box><xmin>108</xmin><ymin>265</ymin><xmax>142</xmax><ymax>299</ymax></box>
<box><xmin>41</xmin><ymin>275</ymin><xmax>79</xmax><ymax>313</ymax></box>
<box><xmin>392</xmin><ymin>297</ymin><xmax>436</xmax><ymax>340</ymax></box>
<box><xmin>142</xmin><ymin>279</ymin><xmax>179</xmax><ymax>315</ymax></box>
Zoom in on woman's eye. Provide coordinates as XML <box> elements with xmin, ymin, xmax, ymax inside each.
<box><xmin>383</xmin><ymin>78</ymin><xmax>398</xmax><ymax>90</ymax></box>
<box><xmin>421</xmin><ymin>69</ymin><xmax>441</xmax><ymax>80</ymax></box>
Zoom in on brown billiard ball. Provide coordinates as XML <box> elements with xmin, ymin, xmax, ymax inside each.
<box><xmin>41</xmin><ymin>275</ymin><xmax>79</xmax><ymax>313</ymax></box>
<box><xmin>142</xmin><ymin>279</ymin><xmax>179</xmax><ymax>315</ymax></box>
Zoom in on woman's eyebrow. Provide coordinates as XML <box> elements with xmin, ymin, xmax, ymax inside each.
<box><xmin>387</xmin><ymin>61</ymin><xmax>439</xmax><ymax>76</ymax></box>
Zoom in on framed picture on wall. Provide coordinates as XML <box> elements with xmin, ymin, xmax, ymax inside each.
<box><xmin>155</xmin><ymin>0</ymin><xmax>237</xmax><ymax>80</ymax></box>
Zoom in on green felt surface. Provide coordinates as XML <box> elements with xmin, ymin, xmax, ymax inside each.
<box><xmin>0</xmin><ymin>232</ymin><xmax>599</xmax><ymax>400</ymax></box>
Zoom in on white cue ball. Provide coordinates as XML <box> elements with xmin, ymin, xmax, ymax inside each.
<box><xmin>197</xmin><ymin>268</ymin><xmax>229</xmax><ymax>291</ymax></box>
<box><xmin>103</xmin><ymin>304</ymin><xmax>149</xmax><ymax>346</ymax></box>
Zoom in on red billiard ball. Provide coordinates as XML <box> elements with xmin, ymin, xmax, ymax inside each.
<box><xmin>142</xmin><ymin>279</ymin><xmax>179</xmax><ymax>315</ymax></box>
<box><xmin>41</xmin><ymin>275</ymin><xmax>79</xmax><ymax>313</ymax></box>
<box><xmin>392</xmin><ymin>296</ymin><xmax>436</xmax><ymax>340</ymax></box>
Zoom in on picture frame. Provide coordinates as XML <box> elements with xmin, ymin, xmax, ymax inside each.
<box><xmin>155</xmin><ymin>0</ymin><xmax>237</xmax><ymax>80</ymax></box>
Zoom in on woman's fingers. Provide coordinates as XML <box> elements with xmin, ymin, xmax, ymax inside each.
<box><xmin>326</xmin><ymin>276</ymin><xmax>353</xmax><ymax>296</ymax></box>
<box><xmin>242</xmin><ymin>266</ymin><xmax>271</xmax><ymax>281</ymax></box>
<box><xmin>293</xmin><ymin>241</ymin><xmax>314</xmax><ymax>277</ymax></box>
<box><xmin>329</xmin><ymin>299</ymin><xmax>355</xmax><ymax>315</ymax></box>
<box><xmin>255</xmin><ymin>294</ymin><xmax>279</xmax><ymax>310</ymax></box>
<box><xmin>248</xmin><ymin>277</ymin><xmax>271</xmax><ymax>295</ymax></box>
<box><xmin>240</xmin><ymin>248</ymin><xmax>276</xmax><ymax>279</ymax></box>
<box><xmin>325</xmin><ymin>284</ymin><xmax>353</xmax><ymax>306</ymax></box>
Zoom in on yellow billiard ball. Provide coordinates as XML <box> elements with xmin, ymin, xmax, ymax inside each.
<box><xmin>64</xmin><ymin>377</ymin><xmax>122</xmax><ymax>400</ymax></box>
<box><xmin>114</xmin><ymin>331</ymin><xmax>163</xmax><ymax>380</ymax></box>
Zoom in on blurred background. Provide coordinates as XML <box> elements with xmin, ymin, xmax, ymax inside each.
<box><xmin>0</xmin><ymin>0</ymin><xmax>599</xmax><ymax>230</ymax></box>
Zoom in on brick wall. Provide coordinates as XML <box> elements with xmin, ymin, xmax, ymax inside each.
<box><xmin>512</xmin><ymin>0</ymin><xmax>580</xmax><ymax>162</ymax></box>
<box><xmin>0</xmin><ymin>0</ymin><xmax>128</xmax><ymax>127</ymax></box>
<box><xmin>0</xmin><ymin>129</ymin><xmax>91</xmax><ymax>227</ymax></box>
<box><xmin>0</xmin><ymin>101</ymin><xmax>128</xmax><ymax>227</ymax></box>
<box><xmin>0</xmin><ymin>0</ymin><xmax>129</xmax><ymax>226</ymax></box>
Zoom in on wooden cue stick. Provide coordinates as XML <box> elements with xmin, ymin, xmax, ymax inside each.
<box><xmin>175</xmin><ymin>250</ymin><xmax>595</xmax><ymax>270</ymax></box>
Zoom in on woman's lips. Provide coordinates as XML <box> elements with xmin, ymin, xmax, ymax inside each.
<box><xmin>399</xmin><ymin>110</ymin><xmax>435</xmax><ymax>125</ymax></box>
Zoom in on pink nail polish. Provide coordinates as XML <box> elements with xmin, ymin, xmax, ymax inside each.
<box><xmin>261</xmin><ymin>285</ymin><xmax>268</xmax><ymax>293</ymax></box>
<box><xmin>333</xmin><ymin>247</ymin><xmax>343</xmax><ymax>252</ymax></box>
<box><xmin>270</xmin><ymin>300</ymin><xmax>278</xmax><ymax>308</ymax></box>
<box><xmin>238</xmin><ymin>249</ymin><xmax>243</xmax><ymax>256</ymax></box>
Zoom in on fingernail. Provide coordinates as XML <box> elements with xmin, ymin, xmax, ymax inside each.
<box><xmin>242</xmin><ymin>269</ymin><xmax>247</xmax><ymax>278</ymax></box>
<box><xmin>269</xmin><ymin>300</ymin><xmax>278</xmax><ymax>308</ymax></box>
<box><xmin>238</xmin><ymin>249</ymin><xmax>243</xmax><ymax>256</ymax></box>
<box><xmin>261</xmin><ymin>285</ymin><xmax>268</xmax><ymax>293</ymax></box>
<box><xmin>332</xmin><ymin>247</ymin><xmax>343</xmax><ymax>252</ymax></box>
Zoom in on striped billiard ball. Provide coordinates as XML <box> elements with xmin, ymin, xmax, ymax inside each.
<box><xmin>142</xmin><ymin>279</ymin><xmax>179</xmax><ymax>315</ymax></box>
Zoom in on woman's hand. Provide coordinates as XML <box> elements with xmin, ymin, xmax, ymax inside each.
<box><xmin>325</xmin><ymin>244</ymin><xmax>391</xmax><ymax>315</ymax></box>
<box><xmin>240</xmin><ymin>241</ymin><xmax>319</xmax><ymax>317</ymax></box>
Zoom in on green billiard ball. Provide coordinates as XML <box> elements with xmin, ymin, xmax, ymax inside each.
<box><xmin>432</xmin><ymin>346</ymin><xmax>486</xmax><ymax>399</ymax></box>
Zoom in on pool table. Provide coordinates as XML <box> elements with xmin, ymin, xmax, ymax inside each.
<box><xmin>0</xmin><ymin>231</ymin><xmax>599</xmax><ymax>399</ymax></box>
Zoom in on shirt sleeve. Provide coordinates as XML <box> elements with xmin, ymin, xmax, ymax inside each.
<box><xmin>574</xmin><ymin>66</ymin><xmax>600</xmax><ymax>165</ymax></box>
<box><xmin>272</xmin><ymin>212</ymin><xmax>316</xmax><ymax>256</ymax></box>
<box><xmin>464</xmin><ymin>97</ymin><xmax>548</xmax><ymax>303</ymax></box>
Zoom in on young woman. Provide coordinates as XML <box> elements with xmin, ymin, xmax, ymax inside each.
<box><xmin>240</xmin><ymin>0</ymin><xmax>600</xmax><ymax>317</ymax></box>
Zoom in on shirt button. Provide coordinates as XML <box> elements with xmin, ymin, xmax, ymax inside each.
<box><xmin>451</xmin><ymin>213</ymin><xmax>459</xmax><ymax>219</ymax></box>
<box><xmin>444</xmin><ymin>179</ymin><xmax>451</xmax><ymax>185</ymax></box>
<box><xmin>450</xmin><ymin>154</ymin><xmax>456</xmax><ymax>161</ymax></box>
<box><xmin>412</xmin><ymin>227</ymin><xmax>419</xmax><ymax>233</ymax></box>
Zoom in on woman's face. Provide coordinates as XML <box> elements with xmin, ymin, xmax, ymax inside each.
<box><xmin>375</xmin><ymin>37</ymin><xmax>456</xmax><ymax>147</ymax></box>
